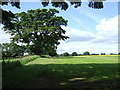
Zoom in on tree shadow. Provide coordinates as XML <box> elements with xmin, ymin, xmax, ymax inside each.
<box><xmin>2</xmin><ymin>60</ymin><xmax>22</xmax><ymax>73</ymax></box>
<box><xmin>3</xmin><ymin>63</ymin><xmax>120</xmax><ymax>89</ymax></box>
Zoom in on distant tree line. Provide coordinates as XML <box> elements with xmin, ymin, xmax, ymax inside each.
<box><xmin>59</xmin><ymin>51</ymin><xmax>120</xmax><ymax>56</ymax></box>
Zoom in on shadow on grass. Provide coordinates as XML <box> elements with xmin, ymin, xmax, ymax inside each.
<box><xmin>2</xmin><ymin>61</ymin><xmax>23</xmax><ymax>73</ymax></box>
<box><xmin>3</xmin><ymin>63</ymin><xmax>120</xmax><ymax>89</ymax></box>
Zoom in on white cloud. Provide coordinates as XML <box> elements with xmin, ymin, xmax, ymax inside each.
<box><xmin>0</xmin><ymin>25</ymin><xmax>11</xmax><ymax>44</ymax></box>
<box><xmin>62</xmin><ymin>15</ymin><xmax>118</xmax><ymax>44</ymax></box>
<box><xmin>62</xmin><ymin>26</ymin><xmax>95</xmax><ymax>42</ymax></box>
<box><xmin>92</xmin><ymin>16</ymin><xmax>118</xmax><ymax>44</ymax></box>
<box><xmin>58</xmin><ymin>16</ymin><xmax>118</xmax><ymax>54</ymax></box>
<box><xmin>96</xmin><ymin>16</ymin><xmax>118</xmax><ymax>34</ymax></box>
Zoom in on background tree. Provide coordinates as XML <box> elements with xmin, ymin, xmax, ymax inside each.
<box><xmin>63</xmin><ymin>52</ymin><xmax>69</xmax><ymax>56</ymax></box>
<box><xmin>101</xmin><ymin>53</ymin><xmax>105</xmax><ymax>55</ymax></box>
<box><xmin>2</xmin><ymin>43</ymin><xmax>25</xmax><ymax>60</ymax></box>
<box><xmin>3</xmin><ymin>9</ymin><xmax>69</xmax><ymax>56</ymax></box>
<box><xmin>83</xmin><ymin>51</ymin><xmax>90</xmax><ymax>55</ymax></box>
<box><xmin>72</xmin><ymin>52</ymin><xmax>78</xmax><ymax>56</ymax></box>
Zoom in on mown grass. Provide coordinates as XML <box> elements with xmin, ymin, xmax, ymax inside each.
<box><xmin>3</xmin><ymin>55</ymin><xmax>120</xmax><ymax>89</ymax></box>
<box><xmin>26</xmin><ymin>56</ymin><xmax>118</xmax><ymax>65</ymax></box>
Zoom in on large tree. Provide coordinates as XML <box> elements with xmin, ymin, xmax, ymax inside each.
<box><xmin>3</xmin><ymin>9</ymin><xmax>69</xmax><ymax>55</ymax></box>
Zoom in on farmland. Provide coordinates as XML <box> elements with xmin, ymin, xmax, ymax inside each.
<box><xmin>3</xmin><ymin>55</ymin><xmax>120</xmax><ymax>89</ymax></box>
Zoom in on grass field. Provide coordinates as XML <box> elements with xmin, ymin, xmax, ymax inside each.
<box><xmin>3</xmin><ymin>55</ymin><xmax>120</xmax><ymax>89</ymax></box>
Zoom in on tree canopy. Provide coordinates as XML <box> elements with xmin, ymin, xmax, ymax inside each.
<box><xmin>2</xmin><ymin>42</ymin><xmax>25</xmax><ymax>60</ymax></box>
<box><xmin>83</xmin><ymin>51</ymin><xmax>90</xmax><ymax>55</ymax></box>
<box><xmin>63</xmin><ymin>52</ymin><xmax>69</xmax><ymax>56</ymax></box>
<box><xmin>3</xmin><ymin>9</ymin><xmax>69</xmax><ymax>55</ymax></box>
<box><xmin>0</xmin><ymin>1</ymin><xmax>20</xmax><ymax>29</ymax></box>
<box><xmin>72</xmin><ymin>52</ymin><xmax>78</xmax><ymax>56</ymax></box>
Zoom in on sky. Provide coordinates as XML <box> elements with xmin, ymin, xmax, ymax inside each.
<box><xmin>0</xmin><ymin>1</ymin><xmax>119</xmax><ymax>54</ymax></box>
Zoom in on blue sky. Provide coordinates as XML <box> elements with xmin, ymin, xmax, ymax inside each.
<box><xmin>0</xmin><ymin>1</ymin><xmax>118</xmax><ymax>54</ymax></box>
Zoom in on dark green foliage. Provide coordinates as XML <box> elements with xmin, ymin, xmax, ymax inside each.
<box><xmin>110</xmin><ymin>53</ymin><xmax>118</xmax><ymax>55</ymax></box>
<box><xmin>2</xmin><ymin>43</ymin><xmax>25</xmax><ymax>59</ymax></box>
<box><xmin>1</xmin><ymin>0</ymin><xmax>20</xmax><ymax>29</ymax></box>
<box><xmin>63</xmin><ymin>52</ymin><xmax>69</xmax><ymax>56</ymax></box>
<box><xmin>51</xmin><ymin>2</ymin><xmax>69</xmax><ymax>10</ymax></box>
<box><xmin>83</xmin><ymin>51</ymin><xmax>90</xmax><ymax>55</ymax></box>
<box><xmin>91</xmin><ymin>53</ymin><xmax>99</xmax><ymax>55</ymax></box>
<box><xmin>49</xmin><ymin>52</ymin><xmax>58</xmax><ymax>57</ymax></box>
<box><xmin>3</xmin><ymin>9</ymin><xmax>69</xmax><ymax>55</ymax></box>
<box><xmin>41</xmin><ymin>0</ymin><xmax>104</xmax><ymax>10</ymax></box>
<box><xmin>1</xmin><ymin>1</ymin><xmax>20</xmax><ymax>8</ymax></box>
<box><xmin>101</xmin><ymin>53</ymin><xmax>106</xmax><ymax>55</ymax></box>
<box><xmin>88</xmin><ymin>1</ymin><xmax>103</xmax><ymax>9</ymax></box>
<box><xmin>72</xmin><ymin>52</ymin><xmax>78</xmax><ymax>56</ymax></box>
<box><xmin>2</xmin><ymin>9</ymin><xmax>15</xmax><ymax>29</ymax></box>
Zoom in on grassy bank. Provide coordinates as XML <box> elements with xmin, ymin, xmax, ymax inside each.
<box><xmin>2</xmin><ymin>55</ymin><xmax>40</xmax><ymax>72</ymax></box>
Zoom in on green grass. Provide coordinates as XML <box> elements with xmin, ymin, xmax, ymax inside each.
<box><xmin>26</xmin><ymin>56</ymin><xmax>118</xmax><ymax>65</ymax></box>
<box><xmin>2</xmin><ymin>55</ymin><xmax>40</xmax><ymax>72</ymax></box>
<box><xmin>3</xmin><ymin>56</ymin><xmax>119</xmax><ymax>89</ymax></box>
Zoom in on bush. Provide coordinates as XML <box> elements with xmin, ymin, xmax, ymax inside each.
<box><xmin>72</xmin><ymin>52</ymin><xmax>78</xmax><ymax>56</ymax></box>
<box><xmin>63</xmin><ymin>52</ymin><xmax>69</xmax><ymax>56</ymax></box>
